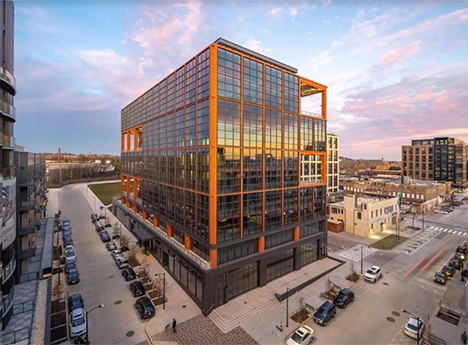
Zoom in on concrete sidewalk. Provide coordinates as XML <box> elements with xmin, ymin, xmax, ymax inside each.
<box><xmin>77</xmin><ymin>183</ymin><xmax>202</xmax><ymax>341</ymax></box>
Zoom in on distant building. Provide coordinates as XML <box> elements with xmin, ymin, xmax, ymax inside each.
<box><xmin>329</xmin><ymin>194</ymin><xmax>399</xmax><ymax>238</ymax></box>
<box><xmin>402</xmin><ymin>137</ymin><xmax>467</xmax><ymax>188</ymax></box>
<box><xmin>340</xmin><ymin>177</ymin><xmax>451</xmax><ymax>210</ymax></box>
<box><xmin>326</xmin><ymin>134</ymin><xmax>339</xmax><ymax>194</ymax></box>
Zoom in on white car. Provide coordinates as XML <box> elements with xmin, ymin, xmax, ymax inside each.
<box><xmin>404</xmin><ymin>316</ymin><xmax>425</xmax><ymax>340</ymax></box>
<box><xmin>434</xmin><ymin>209</ymin><xmax>448</xmax><ymax>214</ymax></box>
<box><xmin>111</xmin><ymin>249</ymin><xmax>123</xmax><ymax>260</ymax></box>
<box><xmin>364</xmin><ymin>266</ymin><xmax>382</xmax><ymax>283</ymax></box>
<box><xmin>69</xmin><ymin>308</ymin><xmax>87</xmax><ymax>338</ymax></box>
<box><xmin>65</xmin><ymin>245</ymin><xmax>74</xmax><ymax>252</ymax></box>
<box><xmin>115</xmin><ymin>256</ymin><xmax>129</xmax><ymax>269</ymax></box>
<box><xmin>286</xmin><ymin>326</ymin><xmax>314</xmax><ymax>345</ymax></box>
<box><xmin>65</xmin><ymin>250</ymin><xmax>76</xmax><ymax>262</ymax></box>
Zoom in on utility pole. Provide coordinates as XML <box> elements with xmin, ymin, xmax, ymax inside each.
<box><xmin>360</xmin><ymin>245</ymin><xmax>363</xmax><ymax>274</ymax></box>
<box><xmin>286</xmin><ymin>287</ymin><xmax>290</xmax><ymax>328</ymax></box>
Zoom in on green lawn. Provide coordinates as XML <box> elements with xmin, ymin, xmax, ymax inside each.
<box><xmin>88</xmin><ymin>182</ymin><xmax>121</xmax><ymax>206</ymax></box>
<box><xmin>370</xmin><ymin>234</ymin><xmax>408</xmax><ymax>250</ymax></box>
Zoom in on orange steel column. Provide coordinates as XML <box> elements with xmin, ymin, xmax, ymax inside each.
<box><xmin>133</xmin><ymin>128</ymin><xmax>138</xmax><ymax>151</ymax></box>
<box><xmin>153</xmin><ymin>216</ymin><xmax>160</xmax><ymax>227</ymax></box>
<box><xmin>184</xmin><ymin>234</ymin><xmax>193</xmax><ymax>250</ymax></box>
<box><xmin>143</xmin><ymin>209</ymin><xmax>148</xmax><ymax>219</ymax></box>
<box><xmin>258</xmin><ymin>236</ymin><xmax>265</xmax><ymax>253</ymax></box>
<box><xmin>121</xmin><ymin>175</ymin><xmax>125</xmax><ymax>194</ymax></box>
<box><xmin>321</xmin><ymin>154</ymin><xmax>327</xmax><ymax>185</ymax></box>
<box><xmin>294</xmin><ymin>226</ymin><xmax>300</xmax><ymax>241</ymax></box>
<box><xmin>121</xmin><ymin>197</ymin><xmax>125</xmax><ymax>204</ymax></box>
<box><xmin>121</xmin><ymin>132</ymin><xmax>125</xmax><ymax>152</ymax></box>
<box><xmin>127</xmin><ymin>200</ymin><xmax>131</xmax><ymax>208</ymax></box>
<box><xmin>322</xmin><ymin>89</ymin><xmax>327</xmax><ymax>120</ymax></box>
<box><xmin>126</xmin><ymin>131</ymin><xmax>131</xmax><ymax>151</ymax></box>
<box><xmin>210</xmin><ymin>250</ymin><xmax>217</xmax><ymax>269</ymax></box>
<box><xmin>167</xmin><ymin>224</ymin><xmax>174</xmax><ymax>237</ymax></box>
<box><xmin>208</xmin><ymin>44</ymin><xmax>218</xmax><ymax>248</ymax></box>
<box><xmin>127</xmin><ymin>177</ymin><xmax>131</xmax><ymax>197</ymax></box>
<box><xmin>134</xmin><ymin>204</ymin><xmax>139</xmax><ymax>214</ymax></box>
<box><xmin>133</xmin><ymin>179</ymin><xmax>138</xmax><ymax>200</ymax></box>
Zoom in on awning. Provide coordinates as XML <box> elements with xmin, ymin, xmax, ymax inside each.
<box><xmin>132</xmin><ymin>227</ymin><xmax>153</xmax><ymax>242</ymax></box>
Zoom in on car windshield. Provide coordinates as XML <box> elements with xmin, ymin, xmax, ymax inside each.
<box><xmin>72</xmin><ymin>316</ymin><xmax>85</xmax><ymax>327</ymax></box>
<box><xmin>291</xmin><ymin>332</ymin><xmax>303</xmax><ymax>343</ymax></box>
<box><xmin>407</xmin><ymin>323</ymin><xmax>419</xmax><ymax>331</ymax></box>
<box><xmin>366</xmin><ymin>269</ymin><xmax>375</xmax><ymax>275</ymax></box>
<box><xmin>336</xmin><ymin>291</ymin><xmax>345</xmax><ymax>299</ymax></box>
<box><xmin>66</xmin><ymin>251</ymin><xmax>75</xmax><ymax>257</ymax></box>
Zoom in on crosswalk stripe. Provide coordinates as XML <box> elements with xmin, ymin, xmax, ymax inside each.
<box><xmin>464</xmin><ymin>233</ymin><xmax>468</xmax><ymax>236</ymax></box>
<box><xmin>458</xmin><ymin>231</ymin><xmax>463</xmax><ymax>235</ymax></box>
<box><xmin>436</xmin><ymin>227</ymin><xmax>443</xmax><ymax>231</ymax></box>
<box><xmin>443</xmin><ymin>229</ymin><xmax>448</xmax><ymax>232</ymax></box>
<box><xmin>448</xmin><ymin>230</ymin><xmax>453</xmax><ymax>233</ymax></box>
<box><xmin>430</xmin><ymin>226</ymin><xmax>435</xmax><ymax>230</ymax></box>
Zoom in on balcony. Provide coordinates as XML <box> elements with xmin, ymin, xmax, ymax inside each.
<box><xmin>1</xmin><ymin>166</ymin><xmax>15</xmax><ymax>179</ymax></box>
<box><xmin>300</xmin><ymin>110</ymin><xmax>323</xmax><ymax>119</ymax></box>
<box><xmin>0</xmin><ymin>66</ymin><xmax>16</xmax><ymax>95</ymax></box>
<box><xmin>301</xmin><ymin>177</ymin><xmax>324</xmax><ymax>185</ymax></box>
<box><xmin>0</xmin><ymin>99</ymin><xmax>16</xmax><ymax>122</ymax></box>
<box><xmin>1</xmin><ymin>135</ymin><xmax>16</xmax><ymax>149</ymax></box>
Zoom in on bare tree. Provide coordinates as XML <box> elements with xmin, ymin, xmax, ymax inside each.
<box><xmin>119</xmin><ymin>234</ymin><xmax>130</xmax><ymax>252</ymax></box>
<box><xmin>298</xmin><ymin>296</ymin><xmax>306</xmax><ymax>310</ymax></box>
<box><xmin>139</xmin><ymin>256</ymin><xmax>151</xmax><ymax>284</ymax></box>
<box><xmin>324</xmin><ymin>276</ymin><xmax>335</xmax><ymax>300</ymax></box>
<box><xmin>127</xmin><ymin>245</ymin><xmax>140</xmax><ymax>267</ymax></box>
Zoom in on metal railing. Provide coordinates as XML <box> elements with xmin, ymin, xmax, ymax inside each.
<box><xmin>0</xmin><ymin>99</ymin><xmax>16</xmax><ymax>121</ymax></box>
<box><xmin>0</xmin><ymin>66</ymin><xmax>16</xmax><ymax>90</ymax></box>
<box><xmin>2</xmin><ymin>135</ymin><xmax>16</xmax><ymax>148</ymax></box>
<box><xmin>301</xmin><ymin>110</ymin><xmax>323</xmax><ymax>118</ymax></box>
<box><xmin>301</xmin><ymin>178</ymin><xmax>323</xmax><ymax>185</ymax></box>
<box><xmin>2</xmin><ymin>327</ymin><xmax>30</xmax><ymax>345</ymax></box>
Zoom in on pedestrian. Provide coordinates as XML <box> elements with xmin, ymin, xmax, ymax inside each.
<box><xmin>462</xmin><ymin>331</ymin><xmax>467</xmax><ymax>345</ymax></box>
<box><xmin>172</xmin><ymin>318</ymin><xmax>177</xmax><ymax>333</ymax></box>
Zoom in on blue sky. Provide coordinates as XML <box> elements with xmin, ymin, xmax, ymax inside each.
<box><xmin>14</xmin><ymin>1</ymin><xmax>468</xmax><ymax>159</ymax></box>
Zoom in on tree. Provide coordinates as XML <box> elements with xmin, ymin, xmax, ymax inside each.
<box><xmin>139</xmin><ymin>256</ymin><xmax>152</xmax><ymax>284</ymax></box>
<box><xmin>112</xmin><ymin>222</ymin><xmax>121</xmax><ymax>239</ymax></box>
<box><xmin>127</xmin><ymin>245</ymin><xmax>140</xmax><ymax>267</ymax></box>
<box><xmin>324</xmin><ymin>276</ymin><xmax>336</xmax><ymax>300</ymax></box>
<box><xmin>120</xmin><ymin>234</ymin><xmax>130</xmax><ymax>252</ymax></box>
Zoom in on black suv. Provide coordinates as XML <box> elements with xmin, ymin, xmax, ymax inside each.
<box><xmin>456</xmin><ymin>246</ymin><xmax>467</xmax><ymax>255</ymax></box>
<box><xmin>449</xmin><ymin>258</ymin><xmax>463</xmax><ymax>270</ymax></box>
<box><xmin>67</xmin><ymin>269</ymin><xmax>80</xmax><ymax>285</ymax></box>
<box><xmin>122</xmin><ymin>268</ymin><xmax>136</xmax><ymax>281</ymax></box>
<box><xmin>135</xmin><ymin>297</ymin><xmax>155</xmax><ymax>319</ymax></box>
<box><xmin>69</xmin><ymin>294</ymin><xmax>84</xmax><ymax>312</ymax></box>
<box><xmin>333</xmin><ymin>288</ymin><xmax>355</xmax><ymax>308</ymax></box>
<box><xmin>441</xmin><ymin>265</ymin><xmax>455</xmax><ymax>277</ymax></box>
<box><xmin>65</xmin><ymin>261</ymin><xmax>76</xmax><ymax>274</ymax></box>
<box><xmin>130</xmin><ymin>281</ymin><xmax>145</xmax><ymax>297</ymax></box>
<box><xmin>313</xmin><ymin>301</ymin><xmax>336</xmax><ymax>326</ymax></box>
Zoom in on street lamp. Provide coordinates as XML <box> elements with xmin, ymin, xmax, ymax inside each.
<box><xmin>400</xmin><ymin>308</ymin><xmax>421</xmax><ymax>345</ymax></box>
<box><xmin>155</xmin><ymin>273</ymin><xmax>166</xmax><ymax>310</ymax></box>
<box><xmin>86</xmin><ymin>304</ymin><xmax>104</xmax><ymax>344</ymax></box>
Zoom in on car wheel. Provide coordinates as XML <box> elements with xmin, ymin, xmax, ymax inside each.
<box><xmin>333</xmin><ymin>312</ymin><xmax>336</xmax><ymax>318</ymax></box>
<box><xmin>324</xmin><ymin>321</ymin><xmax>327</xmax><ymax>326</ymax></box>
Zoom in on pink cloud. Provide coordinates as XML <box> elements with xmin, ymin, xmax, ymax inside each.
<box><xmin>379</xmin><ymin>40</ymin><xmax>422</xmax><ymax>66</ymax></box>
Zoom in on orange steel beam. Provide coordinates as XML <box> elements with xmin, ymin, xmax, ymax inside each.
<box><xmin>322</xmin><ymin>89</ymin><xmax>327</xmax><ymax>121</ymax></box>
<box><xmin>121</xmin><ymin>132</ymin><xmax>125</xmax><ymax>152</ymax></box>
<box><xmin>240</xmin><ymin>52</ymin><xmax>244</xmax><ymax>238</ymax></box>
<box><xmin>127</xmin><ymin>200</ymin><xmax>131</xmax><ymax>208</ymax></box>
<box><xmin>184</xmin><ymin>234</ymin><xmax>193</xmax><ymax>250</ymax></box>
<box><xmin>143</xmin><ymin>209</ymin><xmax>148</xmax><ymax>220</ymax></box>
<box><xmin>209</xmin><ymin>44</ymin><xmax>218</xmax><ymax>246</ymax></box>
<box><xmin>134</xmin><ymin>204</ymin><xmax>139</xmax><ymax>214</ymax></box>
<box><xmin>133</xmin><ymin>128</ymin><xmax>138</xmax><ymax>151</ymax></box>
<box><xmin>210</xmin><ymin>249</ymin><xmax>217</xmax><ymax>269</ymax></box>
<box><xmin>321</xmin><ymin>154</ymin><xmax>327</xmax><ymax>185</ymax></box>
<box><xmin>126</xmin><ymin>177</ymin><xmax>131</xmax><ymax>197</ymax></box>
<box><xmin>133</xmin><ymin>179</ymin><xmax>138</xmax><ymax>200</ymax></box>
<box><xmin>121</xmin><ymin>197</ymin><xmax>125</xmax><ymax>204</ymax></box>
<box><xmin>121</xmin><ymin>175</ymin><xmax>125</xmax><ymax>194</ymax></box>
<box><xmin>167</xmin><ymin>224</ymin><xmax>174</xmax><ymax>237</ymax></box>
<box><xmin>153</xmin><ymin>216</ymin><xmax>160</xmax><ymax>227</ymax></box>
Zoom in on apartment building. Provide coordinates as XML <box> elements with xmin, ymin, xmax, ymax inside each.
<box><xmin>329</xmin><ymin>194</ymin><xmax>399</xmax><ymax>238</ymax></box>
<box><xmin>0</xmin><ymin>0</ymin><xmax>16</xmax><ymax>330</ymax></box>
<box><xmin>114</xmin><ymin>38</ymin><xmax>328</xmax><ymax>313</ymax></box>
<box><xmin>326</xmin><ymin>133</ymin><xmax>339</xmax><ymax>194</ymax></box>
<box><xmin>402</xmin><ymin>137</ymin><xmax>467</xmax><ymax>188</ymax></box>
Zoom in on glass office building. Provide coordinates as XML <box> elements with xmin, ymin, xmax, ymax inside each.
<box><xmin>115</xmin><ymin>38</ymin><xmax>328</xmax><ymax>313</ymax></box>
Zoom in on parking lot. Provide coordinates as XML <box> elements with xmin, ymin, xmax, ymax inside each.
<box><xmin>48</xmin><ymin>187</ymin><xmax>148</xmax><ymax>344</ymax></box>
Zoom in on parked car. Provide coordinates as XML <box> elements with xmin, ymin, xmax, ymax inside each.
<box><xmin>456</xmin><ymin>246</ymin><xmax>467</xmax><ymax>255</ymax></box>
<box><xmin>91</xmin><ymin>213</ymin><xmax>99</xmax><ymax>223</ymax></box>
<box><xmin>454</xmin><ymin>252</ymin><xmax>465</xmax><ymax>261</ymax></box>
<box><xmin>115</xmin><ymin>256</ymin><xmax>129</xmax><ymax>269</ymax></box>
<box><xmin>65</xmin><ymin>245</ymin><xmax>74</xmax><ymax>252</ymax></box>
<box><xmin>106</xmin><ymin>241</ymin><xmax>117</xmax><ymax>251</ymax></box>
<box><xmin>64</xmin><ymin>237</ymin><xmax>73</xmax><ymax>247</ymax></box>
<box><xmin>464</xmin><ymin>241</ymin><xmax>468</xmax><ymax>249</ymax></box>
<box><xmin>69</xmin><ymin>294</ymin><xmax>84</xmax><ymax>312</ymax></box>
<box><xmin>101</xmin><ymin>234</ymin><xmax>111</xmax><ymax>242</ymax></box>
<box><xmin>65</xmin><ymin>261</ymin><xmax>76</xmax><ymax>274</ymax></box>
<box><xmin>364</xmin><ymin>266</ymin><xmax>382</xmax><ymax>283</ymax></box>
<box><xmin>434</xmin><ymin>209</ymin><xmax>448</xmax><ymax>215</ymax></box>
<box><xmin>134</xmin><ymin>297</ymin><xmax>155</xmax><ymax>319</ymax></box>
<box><xmin>65</xmin><ymin>250</ymin><xmax>76</xmax><ymax>262</ymax></box>
<box><xmin>441</xmin><ymin>265</ymin><xmax>455</xmax><ymax>277</ymax></box>
<box><xmin>63</xmin><ymin>230</ymin><xmax>72</xmax><ymax>238</ymax></box>
<box><xmin>333</xmin><ymin>288</ymin><xmax>355</xmax><ymax>308</ymax></box>
<box><xmin>67</xmin><ymin>269</ymin><xmax>80</xmax><ymax>285</ymax></box>
<box><xmin>433</xmin><ymin>272</ymin><xmax>447</xmax><ymax>285</ymax></box>
<box><xmin>63</xmin><ymin>225</ymin><xmax>71</xmax><ymax>233</ymax></box>
<box><xmin>69</xmin><ymin>308</ymin><xmax>87</xmax><ymax>338</ymax></box>
<box><xmin>448</xmin><ymin>258</ymin><xmax>463</xmax><ymax>270</ymax></box>
<box><xmin>95</xmin><ymin>222</ymin><xmax>104</xmax><ymax>231</ymax></box>
<box><xmin>63</xmin><ymin>220</ymin><xmax>71</xmax><ymax>227</ymax></box>
<box><xmin>286</xmin><ymin>326</ymin><xmax>314</xmax><ymax>345</ymax></box>
<box><xmin>111</xmin><ymin>249</ymin><xmax>123</xmax><ymax>260</ymax></box>
<box><xmin>130</xmin><ymin>281</ymin><xmax>145</xmax><ymax>297</ymax></box>
<box><xmin>313</xmin><ymin>301</ymin><xmax>336</xmax><ymax>326</ymax></box>
<box><xmin>403</xmin><ymin>316</ymin><xmax>425</xmax><ymax>340</ymax></box>
<box><xmin>99</xmin><ymin>230</ymin><xmax>109</xmax><ymax>238</ymax></box>
<box><xmin>122</xmin><ymin>268</ymin><xmax>136</xmax><ymax>281</ymax></box>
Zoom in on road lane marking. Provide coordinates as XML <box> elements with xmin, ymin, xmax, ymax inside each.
<box><xmin>448</xmin><ymin>230</ymin><xmax>453</xmax><ymax>233</ymax></box>
<box><xmin>443</xmin><ymin>229</ymin><xmax>448</xmax><ymax>232</ymax></box>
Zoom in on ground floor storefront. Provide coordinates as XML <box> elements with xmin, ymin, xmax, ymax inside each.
<box><xmin>113</xmin><ymin>199</ymin><xmax>328</xmax><ymax>314</ymax></box>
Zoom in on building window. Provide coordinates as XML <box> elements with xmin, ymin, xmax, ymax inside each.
<box><xmin>265</xmin><ymin>231</ymin><xmax>294</xmax><ymax>249</ymax></box>
<box><xmin>243</xmin><ymin>57</ymin><xmax>263</xmax><ymax>105</ymax></box>
<box><xmin>217</xmin><ymin>195</ymin><xmax>241</xmax><ymax>242</ymax></box>
<box><xmin>265</xmin><ymin>150</ymin><xmax>282</xmax><ymax>189</ymax></box>
<box><xmin>265</xmin><ymin>109</ymin><xmax>282</xmax><ymax>149</ymax></box>
<box><xmin>217</xmin><ymin>47</ymin><xmax>241</xmax><ymax>100</ymax></box>
<box><xmin>167</xmin><ymin>73</ymin><xmax>176</xmax><ymax>112</ymax></box>
<box><xmin>357</xmin><ymin>212</ymin><xmax>362</xmax><ymax>220</ymax></box>
<box><xmin>197</xmin><ymin>49</ymin><xmax>210</xmax><ymax>100</ymax></box>
<box><xmin>217</xmin><ymin>147</ymin><xmax>241</xmax><ymax>194</ymax></box>
<box><xmin>284</xmin><ymin>151</ymin><xmax>299</xmax><ymax>187</ymax></box>
<box><xmin>284</xmin><ymin>189</ymin><xmax>299</xmax><ymax>225</ymax></box>
<box><xmin>218</xmin><ymin>99</ymin><xmax>241</xmax><ymax>146</ymax></box>
<box><xmin>243</xmin><ymin>149</ymin><xmax>263</xmax><ymax>191</ymax></box>
<box><xmin>265</xmin><ymin>190</ymin><xmax>282</xmax><ymax>230</ymax></box>
<box><xmin>266</xmin><ymin>248</ymin><xmax>294</xmax><ymax>282</ymax></box>
<box><xmin>265</xmin><ymin>66</ymin><xmax>282</xmax><ymax>109</ymax></box>
<box><xmin>301</xmin><ymin>116</ymin><xmax>314</xmax><ymax>151</ymax></box>
<box><xmin>284</xmin><ymin>73</ymin><xmax>299</xmax><ymax>113</ymax></box>
<box><xmin>243</xmin><ymin>104</ymin><xmax>263</xmax><ymax>148</ymax></box>
<box><xmin>197</xmin><ymin>99</ymin><xmax>210</xmax><ymax>146</ymax></box>
<box><xmin>300</xmin><ymin>187</ymin><xmax>314</xmax><ymax>222</ymax></box>
<box><xmin>218</xmin><ymin>239</ymin><xmax>258</xmax><ymax>265</ymax></box>
<box><xmin>300</xmin><ymin>223</ymin><xmax>320</xmax><ymax>238</ymax></box>
<box><xmin>314</xmin><ymin>120</ymin><xmax>326</xmax><ymax>151</ymax></box>
<box><xmin>185</xmin><ymin>105</ymin><xmax>196</xmax><ymax>147</ymax></box>
<box><xmin>243</xmin><ymin>193</ymin><xmax>263</xmax><ymax>236</ymax></box>
<box><xmin>284</xmin><ymin>113</ymin><xmax>299</xmax><ymax>150</ymax></box>
<box><xmin>192</xmin><ymin>240</ymin><xmax>210</xmax><ymax>262</ymax></box>
<box><xmin>219</xmin><ymin>263</ymin><xmax>258</xmax><ymax>303</ymax></box>
<box><xmin>185</xmin><ymin>58</ymin><xmax>196</xmax><ymax>105</ymax></box>
<box><xmin>176</xmin><ymin>67</ymin><xmax>185</xmax><ymax>109</ymax></box>
<box><xmin>301</xmin><ymin>240</ymin><xmax>318</xmax><ymax>266</ymax></box>
<box><xmin>197</xmin><ymin>194</ymin><xmax>209</xmax><ymax>241</ymax></box>
<box><xmin>196</xmin><ymin>148</ymin><xmax>210</xmax><ymax>194</ymax></box>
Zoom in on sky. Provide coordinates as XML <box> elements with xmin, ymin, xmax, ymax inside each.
<box><xmin>14</xmin><ymin>0</ymin><xmax>468</xmax><ymax>160</ymax></box>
